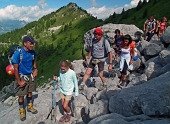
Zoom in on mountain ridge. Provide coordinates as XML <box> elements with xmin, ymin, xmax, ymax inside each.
<box><xmin>0</xmin><ymin>20</ymin><xmax>27</xmax><ymax>35</ymax></box>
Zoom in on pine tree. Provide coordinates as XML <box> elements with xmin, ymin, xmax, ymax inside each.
<box><xmin>136</xmin><ymin>0</ymin><xmax>143</xmax><ymax>11</ymax></box>
<box><xmin>143</xmin><ymin>9</ymin><xmax>148</xmax><ymax>19</ymax></box>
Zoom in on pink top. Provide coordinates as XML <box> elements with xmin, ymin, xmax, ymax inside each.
<box><xmin>160</xmin><ymin>23</ymin><xmax>166</xmax><ymax>31</ymax></box>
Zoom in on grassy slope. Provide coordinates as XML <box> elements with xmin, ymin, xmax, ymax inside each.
<box><xmin>32</xmin><ymin>5</ymin><xmax>103</xmax><ymax>85</ymax></box>
<box><xmin>104</xmin><ymin>0</ymin><xmax>170</xmax><ymax>29</ymax></box>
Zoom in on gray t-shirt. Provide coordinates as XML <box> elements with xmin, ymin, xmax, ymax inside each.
<box><xmin>91</xmin><ymin>37</ymin><xmax>111</xmax><ymax>62</ymax></box>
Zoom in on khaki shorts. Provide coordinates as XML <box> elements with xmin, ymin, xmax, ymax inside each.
<box><xmin>88</xmin><ymin>58</ymin><xmax>105</xmax><ymax>72</ymax></box>
<box><xmin>15</xmin><ymin>75</ymin><xmax>36</xmax><ymax>96</ymax></box>
<box><xmin>59</xmin><ymin>92</ymin><xmax>72</xmax><ymax>101</ymax></box>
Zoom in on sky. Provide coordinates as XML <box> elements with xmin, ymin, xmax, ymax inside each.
<box><xmin>0</xmin><ymin>0</ymin><xmax>144</xmax><ymax>22</ymax></box>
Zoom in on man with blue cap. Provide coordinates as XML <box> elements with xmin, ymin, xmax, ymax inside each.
<box><xmin>12</xmin><ymin>35</ymin><xmax>38</xmax><ymax>121</ymax></box>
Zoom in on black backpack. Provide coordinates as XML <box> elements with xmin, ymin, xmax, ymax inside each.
<box><xmin>8</xmin><ymin>45</ymin><xmax>35</xmax><ymax>65</ymax></box>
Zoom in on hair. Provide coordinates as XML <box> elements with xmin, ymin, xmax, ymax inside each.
<box><xmin>115</xmin><ymin>29</ymin><xmax>120</xmax><ymax>34</ymax></box>
<box><xmin>123</xmin><ymin>34</ymin><xmax>132</xmax><ymax>45</ymax></box>
<box><xmin>59</xmin><ymin>60</ymin><xmax>74</xmax><ymax>70</ymax></box>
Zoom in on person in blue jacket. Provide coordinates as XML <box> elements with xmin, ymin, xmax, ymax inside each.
<box><xmin>53</xmin><ymin>60</ymin><xmax>79</xmax><ymax>122</ymax></box>
<box><xmin>12</xmin><ymin>36</ymin><xmax>38</xmax><ymax>121</ymax></box>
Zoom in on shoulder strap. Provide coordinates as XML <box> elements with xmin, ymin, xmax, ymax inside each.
<box><xmin>31</xmin><ymin>51</ymin><xmax>35</xmax><ymax>60</ymax></box>
<box><xmin>102</xmin><ymin>37</ymin><xmax>108</xmax><ymax>57</ymax></box>
<box><xmin>18</xmin><ymin>49</ymin><xmax>22</xmax><ymax>64</ymax></box>
<box><xmin>18</xmin><ymin>49</ymin><xmax>35</xmax><ymax>64</ymax></box>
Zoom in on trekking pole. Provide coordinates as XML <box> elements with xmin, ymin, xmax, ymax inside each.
<box><xmin>82</xmin><ymin>49</ymin><xmax>88</xmax><ymax>68</ymax></box>
<box><xmin>51</xmin><ymin>78</ymin><xmax>57</xmax><ymax>120</ymax></box>
<box><xmin>46</xmin><ymin>78</ymin><xmax>57</xmax><ymax>120</ymax></box>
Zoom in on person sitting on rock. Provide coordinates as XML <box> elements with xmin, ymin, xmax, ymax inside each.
<box><xmin>117</xmin><ymin>34</ymin><xmax>134</xmax><ymax>87</ymax></box>
<box><xmin>53</xmin><ymin>60</ymin><xmax>79</xmax><ymax>122</ymax></box>
<box><xmin>78</xmin><ymin>27</ymin><xmax>113</xmax><ymax>90</ymax></box>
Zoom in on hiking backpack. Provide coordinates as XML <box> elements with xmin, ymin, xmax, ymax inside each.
<box><xmin>6</xmin><ymin>45</ymin><xmax>35</xmax><ymax>76</ymax></box>
<box><xmin>147</xmin><ymin>20</ymin><xmax>157</xmax><ymax>34</ymax></box>
<box><xmin>8</xmin><ymin>45</ymin><xmax>22</xmax><ymax>65</ymax></box>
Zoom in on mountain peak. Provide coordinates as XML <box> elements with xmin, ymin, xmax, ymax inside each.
<box><xmin>67</xmin><ymin>2</ymin><xmax>80</xmax><ymax>11</ymax></box>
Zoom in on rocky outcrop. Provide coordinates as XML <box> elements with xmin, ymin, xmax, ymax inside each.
<box><xmin>0</xmin><ymin>24</ymin><xmax>170</xmax><ymax>124</ymax></box>
<box><xmin>109</xmin><ymin>71</ymin><xmax>170</xmax><ymax>117</ymax></box>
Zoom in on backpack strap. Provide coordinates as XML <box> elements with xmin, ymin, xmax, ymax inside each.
<box><xmin>18</xmin><ymin>49</ymin><xmax>22</xmax><ymax>64</ymax></box>
<box><xmin>102</xmin><ymin>37</ymin><xmax>108</xmax><ymax>58</ymax></box>
<box><xmin>18</xmin><ymin>48</ymin><xmax>35</xmax><ymax>64</ymax></box>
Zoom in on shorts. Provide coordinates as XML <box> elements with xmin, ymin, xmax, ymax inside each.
<box><xmin>15</xmin><ymin>74</ymin><xmax>36</xmax><ymax>96</ymax></box>
<box><xmin>60</xmin><ymin>92</ymin><xmax>72</xmax><ymax>101</ymax></box>
<box><xmin>88</xmin><ymin>58</ymin><xmax>105</xmax><ymax>72</ymax></box>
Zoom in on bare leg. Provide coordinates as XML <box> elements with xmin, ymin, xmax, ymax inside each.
<box><xmin>18</xmin><ymin>96</ymin><xmax>24</xmax><ymax>103</ymax></box>
<box><xmin>63</xmin><ymin>100</ymin><xmax>70</xmax><ymax>113</ymax></box>
<box><xmin>82</xmin><ymin>67</ymin><xmax>93</xmax><ymax>84</ymax></box>
<box><xmin>98</xmin><ymin>71</ymin><xmax>106</xmax><ymax>84</ymax></box>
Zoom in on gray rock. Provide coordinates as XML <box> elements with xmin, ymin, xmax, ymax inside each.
<box><xmin>85</xmin><ymin>100</ymin><xmax>109</xmax><ymax>120</ymax></box>
<box><xmin>144</xmin><ymin>62</ymin><xmax>162</xmax><ymax>79</ymax></box>
<box><xmin>109</xmin><ymin>71</ymin><xmax>170</xmax><ymax>117</ymax></box>
<box><xmin>127</xmin><ymin>73</ymin><xmax>147</xmax><ymax>87</ymax></box>
<box><xmin>81</xmin><ymin>87</ymin><xmax>98</xmax><ymax>100</ymax></box>
<box><xmin>161</xmin><ymin>26</ymin><xmax>170</xmax><ymax>44</ymax></box>
<box><xmin>144</xmin><ymin>43</ymin><xmax>162</xmax><ymax>59</ymax></box>
<box><xmin>137</xmin><ymin>40</ymin><xmax>149</xmax><ymax>55</ymax></box>
<box><xmin>158</xmin><ymin>50</ymin><xmax>170</xmax><ymax>66</ymax></box>
<box><xmin>89</xmin><ymin>113</ymin><xmax>170</xmax><ymax>124</ymax></box>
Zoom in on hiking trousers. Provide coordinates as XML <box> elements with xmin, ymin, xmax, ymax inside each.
<box><xmin>146</xmin><ymin>32</ymin><xmax>154</xmax><ymax>41</ymax></box>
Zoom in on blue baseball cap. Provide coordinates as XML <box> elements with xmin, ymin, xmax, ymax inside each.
<box><xmin>23</xmin><ymin>36</ymin><xmax>37</xmax><ymax>43</ymax></box>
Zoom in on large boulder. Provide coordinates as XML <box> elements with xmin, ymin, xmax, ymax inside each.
<box><xmin>88</xmin><ymin>113</ymin><xmax>170</xmax><ymax>124</ymax></box>
<box><xmin>109</xmin><ymin>71</ymin><xmax>170</xmax><ymax>117</ymax></box>
<box><xmin>143</xmin><ymin>43</ymin><xmax>162</xmax><ymax>60</ymax></box>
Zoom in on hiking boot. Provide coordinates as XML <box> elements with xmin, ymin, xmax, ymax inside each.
<box><xmin>117</xmin><ymin>80</ymin><xmax>126</xmax><ymax>89</ymax></box>
<box><xmin>59</xmin><ymin>114</ymin><xmax>67</xmax><ymax>122</ymax></box>
<box><xmin>27</xmin><ymin>103</ymin><xmax>38</xmax><ymax>114</ymax></box>
<box><xmin>65</xmin><ymin>114</ymin><xmax>71</xmax><ymax>122</ymax></box>
<box><xmin>120</xmin><ymin>80</ymin><xmax>126</xmax><ymax>86</ymax></box>
<box><xmin>19</xmin><ymin>108</ymin><xmax>26</xmax><ymax>121</ymax></box>
<box><xmin>101</xmin><ymin>84</ymin><xmax>107</xmax><ymax>90</ymax></box>
<box><xmin>78</xmin><ymin>83</ymin><xmax>85</xmax><ymax>90</ymax></box>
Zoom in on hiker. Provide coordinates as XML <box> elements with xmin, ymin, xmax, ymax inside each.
<box><xmin>53</xmin><ymin>60</ymin><xmax>79</xmax><ymax>122</ymax></box>
<box><xmin>145</xmin><ymin>16</ymin><xmax>156</xmax><ymax>41</ymax></box>
<box><xmin>12</xmin><ymin>36</ymin><xmax>38</xmax><ymax>121</ymax></box>
<box><xmin>158</xmin><ymin>17</ymin><xmax>167</xmax><ymax>39</ymax></box>
<box><xmin>143</xmin><ymin>16</ymin><xmax>156</xmax><ymax>40</ymax></box>
<box><xmin>79</xmin><ymin>27</ymin><xmax>113</xmax><ymax>90</ymax></box>
<box><xmin>112</xmin><ymin>29</ymin><xmax>124</xmax><ymax>63</ymax></box>
<box><xmin>117</xmin><ymin>34</ymin><xmax>134</xmax><ymax>87</ymax></box>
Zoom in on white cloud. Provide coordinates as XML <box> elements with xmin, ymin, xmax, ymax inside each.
<box><xmin>87</xmin><ymin>0</ymin><xmax>145</xmax><ymax>19</ymax></box>
<box><xmin>37</xmin><ymin>0</ymin><xmax>47</xmax><ymax>9</ymax></box>
<box><xmin>87</xmin><ymin>6</ymin><xmax>123</xmax><ymax>19</ymax></box>
<box><xmin>90</xmin><ymin>0</ymin><xmax>98</xmax><ymax>7</ymax></box>
<box><xmin>0</xmin><ymin>0</ymin><xmax>56</xmax><ymax>22</ymax></box>
<box><xmin>124</xmin><ymin>0</ymin><xmax>140</xmax><ymax>10</ymax></box>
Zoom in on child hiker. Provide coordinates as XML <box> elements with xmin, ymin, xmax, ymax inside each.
<box><xmin>53</xmin><ymin>60</ymin><xmax>79</xmax><ymax>122</ymax></box>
